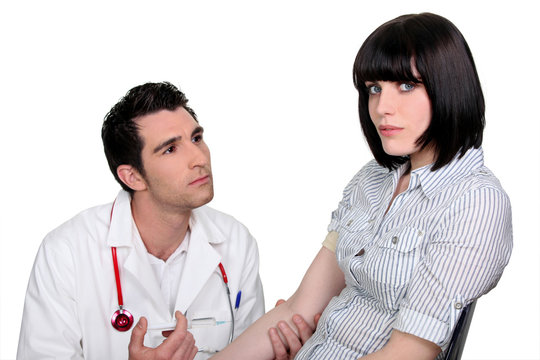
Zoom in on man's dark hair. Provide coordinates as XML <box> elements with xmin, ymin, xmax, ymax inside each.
<box><xmin>102</xmin><ymin>82</ymin><xmax>197</xmax><ymax>193</ymax></box>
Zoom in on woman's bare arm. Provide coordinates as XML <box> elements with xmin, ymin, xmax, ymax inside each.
<box><xmin>359</xmin><ymin>330</ymin><xmax>440</xmax><ymax>360</ymax></box>
<box><xmin>212</xmin><ymin>246</ymin><xmax>345</xmax><ymax>360</ymax></box>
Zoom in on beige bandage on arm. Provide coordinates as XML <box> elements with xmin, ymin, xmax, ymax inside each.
<box><xmin>322</xmin><ymin>231</ymin><xmax>338</xmax><ymax>252</ymax></box>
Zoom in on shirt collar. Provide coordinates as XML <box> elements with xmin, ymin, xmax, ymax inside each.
<box><xmin>147</xmin><ymin>229</ymin><xmax>190</xmax><ymax>265</ymax></box>
<box><xmin>106</xmin><ymin>191</ymin><xmax>226</xmax><ymax>248</ymax></box>
<box><xmin>106</xmin><ymin>190</ymin><xmax>135</xmax><ymax>248</ymax></box>
<box><xmin>410</xmin><ymin>147</ymin><xmax>485</xmax><ymax>199</ymax></box>
<box><xmin>189</xmin><ymin>206</ymin><xmax>227</xmax><ymax>245</ymax></box>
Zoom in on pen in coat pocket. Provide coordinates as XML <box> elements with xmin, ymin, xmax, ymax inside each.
<box><xmin>235</xmin><ymin>291</ymin><xmax>242</xmax><ymax>311</ymax></box>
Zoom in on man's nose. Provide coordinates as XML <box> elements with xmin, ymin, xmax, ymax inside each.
<box><xmin>187</xmin><ymin>143</ymin><xmax>209</xmax><ymax>169</ymax></box>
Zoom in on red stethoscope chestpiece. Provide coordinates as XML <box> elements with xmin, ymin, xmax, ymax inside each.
<box><xmin>111</xmin><ymin>308</ymin><xmax>134</xmax><ymax>332</ymax></box>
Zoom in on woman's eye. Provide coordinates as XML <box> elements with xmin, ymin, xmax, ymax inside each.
<box><xmin>366</xmin><ymin>84</ymin><xmax>381</xmax><ymax>95</ymax></box>
<box><xmin>400</xmin><ymin>83</ymin><xmax>415</xmax><ymax>92</ymax></box>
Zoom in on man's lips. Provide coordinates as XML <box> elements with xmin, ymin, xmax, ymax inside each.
<box><xmin>189</xmin><ymin>175</ymin><xmax>211</xmax><ymax>186</ymax></box>
<box><xmin>379</xmin><ymin>125</ymin><xmax>403</xmax><ymax>136</ymax></box>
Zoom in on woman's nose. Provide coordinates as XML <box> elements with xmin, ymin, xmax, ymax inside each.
<box><xmin>374</xmin><ymin>86</ymin><xmax>397</xmax><ymax>116</ymax></box>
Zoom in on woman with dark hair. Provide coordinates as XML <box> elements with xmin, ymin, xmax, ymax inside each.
<box><xmin>158</xmin><ymin>12</ymin><xmax>513</xmax><ymax>360</ymax></box>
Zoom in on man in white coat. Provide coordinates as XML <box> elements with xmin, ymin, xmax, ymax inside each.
<box><xmin>17</xmin><ymin>82</ymin><xmax>265</xmax><ymax>360</ymax></box>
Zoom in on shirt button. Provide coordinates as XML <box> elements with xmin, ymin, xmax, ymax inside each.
<box><xmin>392</xmin><ymin>236</ymin><xmax>398</xmax><ymax>244</ymax></box>
<box><xmin>455</xmin><ymin>302</ymin><xmax>463</xmax><ymax>310</ymax></box>
<box><xmin>347</xmin><ymin>220</ymin><xmax>353</xmax><ymax>226</ymax></box>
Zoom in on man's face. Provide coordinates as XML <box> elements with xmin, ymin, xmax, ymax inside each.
<box><xmin>135</xmin><ymin>106</ymin><xmax>213</xmax><ymax>212</ymax></box>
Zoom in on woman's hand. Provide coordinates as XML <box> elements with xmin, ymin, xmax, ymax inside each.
<box><xmin>269</xmin><ymin>300</ymin><xmax>321</xmax><ymax>360</ymax></box>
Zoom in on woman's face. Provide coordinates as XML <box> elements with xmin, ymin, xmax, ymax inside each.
<box><xmin>365</xmin><ymin>78</ymin><xmax>435</xmax><ymax>169</ymax></box>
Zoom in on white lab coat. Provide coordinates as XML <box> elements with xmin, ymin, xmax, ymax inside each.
<box><xmin>17</xmin><ymin>190</ymin><xmax>264</xmax><ymax>360</ymax></box>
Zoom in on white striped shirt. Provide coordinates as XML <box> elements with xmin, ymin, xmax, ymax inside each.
<box><xmin>295</xmin><ymin>147</ymin><xmax>512</xmax><ymax>359</ymax></box>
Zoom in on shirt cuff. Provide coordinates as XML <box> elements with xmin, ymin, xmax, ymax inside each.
<box><xmin>393</xmin><ymin>307</ymin><xmax>449</xmax><ymax>348</ymax></box>
<box><xmin>394</xmin><ymin>294</ymin><xmax>468</xmax><ymax>350</ymax></box>
<box><xmin>322</xmin><ymin>231</ymin><xmax>338</xmax><ymax>253</ymax></box>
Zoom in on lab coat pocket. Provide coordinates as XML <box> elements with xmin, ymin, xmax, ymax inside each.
<box><xmin>188</xmin><ymin>310</ymin><xmax>232</xmax><ymax>354</ymax></box>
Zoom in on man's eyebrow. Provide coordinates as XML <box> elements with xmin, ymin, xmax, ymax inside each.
<box><xmin>152</xmin><ymin>126</ymin><xmax>204</xmax><ymax>154</ymax></box>
<box><xmin>153</xmin><ymin>136</ymin><xmax>182</xmax><ymax>154</ymax></box>
<box><xmin>192</xmin><ymin>126</ymin><xmax>204</xmax><ymax>137</ymax></box>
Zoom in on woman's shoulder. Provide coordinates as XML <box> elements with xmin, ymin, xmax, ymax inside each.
<box><xmin>433</xmin><ymin>163</ymin><xmax>512</xmax><ymax>215</ymax></box>
<box><xmin>349</xmin><ymin>158</ymin><xmax>391</xmax><ymax>185</ymax></box>
<box><xmin>461</xmin><ymin>164</ymin><xmax>509</xmax><ymax>197</ymax></box>
<box><xmin>338</xmin><ymin>159</ymin><xmax>391</xmax><ymax>199</ymax></box>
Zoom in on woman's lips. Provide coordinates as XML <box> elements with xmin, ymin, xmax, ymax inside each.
<box><xmin>379</xmin><ymin>125</ymin><xmax>403</xmax><ymax>137</ymax></box>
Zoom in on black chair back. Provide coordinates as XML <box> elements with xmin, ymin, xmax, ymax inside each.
<box><xmin>443</xmin><ymin>300</ymin><xmax>477</xmax><ymax>360</ymax></box>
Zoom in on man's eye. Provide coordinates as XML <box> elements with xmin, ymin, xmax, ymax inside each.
<box><xmin>192</xmin><ymin>134</ymin><xmax>203</xmax><ymax>143</ymax></box>
<box><xmin>164</xmin><ymin>145</ymin><xmax>176</xmax><ymax>154</ymax></box>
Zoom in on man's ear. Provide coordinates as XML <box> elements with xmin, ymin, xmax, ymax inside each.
<box><xmin>117</xmin><ymin>165</ymin><xmax>147</xmax><ymax>192</ymax></box>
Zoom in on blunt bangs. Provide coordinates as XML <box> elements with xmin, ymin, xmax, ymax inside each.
<box><xmin>353</xmin><ymin>22</ymin><xmax>419</xmax><ymax>87</ymax></box>
<box><xmin>353</xmin><ymin>13</ymin><xmax>485</xmax><ymax>171</ymax></box>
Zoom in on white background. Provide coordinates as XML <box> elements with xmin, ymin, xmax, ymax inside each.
<box><xmin>1</xmin><ymin>1</ymin><xmax>539</xmax><ymax>359</ymax></box>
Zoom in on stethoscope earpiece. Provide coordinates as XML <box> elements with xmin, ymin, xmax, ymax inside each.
<box><xmin>111</xmin><ymin>308</ymin><xmax>134</xmax><ymax>332</ymax></box>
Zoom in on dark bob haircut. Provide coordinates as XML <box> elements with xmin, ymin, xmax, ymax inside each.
<box><xmin>102</xmin><ymin>82</ymin><xmax>197</xmax><ymax>193</ymax></box>
<box><xmin>353</xmin><ymin>13</ymin><xmax>484</xmax><ymax>170</ymax></box>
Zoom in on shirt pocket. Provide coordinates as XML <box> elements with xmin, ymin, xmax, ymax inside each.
<box><xmin>338</xmin><ymin>206</ymin><xmax>371</xmax><ymax>232</ymax></box>
<box><xmin>366</xmin><ymin>227</ymin><xmax>424</xmax><ymax>288</ymax></box>
<box><xmin>336</xmin><ymin>207</ymin><xmax>373</xmax><ymax>259</ymax></box>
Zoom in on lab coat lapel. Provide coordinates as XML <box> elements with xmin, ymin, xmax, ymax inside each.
<box><xmin>175</xmin><ymin>207</ymin><xmax>224</xmax><ymax>313</ymax></box>
<box><xmin>106</xmin><ymin>191</ymin><xmax>168</xmax><ymax>315</ymax></box>
<box><xmin>123</xmin><ymin>238</ymin><xmax>167</xmax><ymax>312</ymax></box>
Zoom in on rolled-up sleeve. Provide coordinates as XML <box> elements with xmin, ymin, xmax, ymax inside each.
<box><xmin>326</xmin><ymin>162</ymin><xmax>380</xmax><ymax>244</ymax></box>
<box><xmin>394</xmin><ymin>186</ymin><xmax>513</xmax><ymax>348</ymax></box>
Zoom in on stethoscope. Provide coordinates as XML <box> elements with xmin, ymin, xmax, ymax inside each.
<box><xmin>108</xmin><ymin>201</ymin><xmax>236</xmax><ymax>347</ymax></box>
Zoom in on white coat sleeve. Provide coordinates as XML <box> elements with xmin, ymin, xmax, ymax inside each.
<box><xmin>17</xmin><ymin>231</ymin><xmax>84</xmax><ymax>359</ymax></box>
<box><xmin>232</xmin><ymin>231</ymin><xmax>265</xmax><ymax>338</ymax></box>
